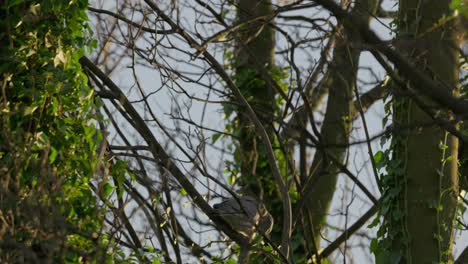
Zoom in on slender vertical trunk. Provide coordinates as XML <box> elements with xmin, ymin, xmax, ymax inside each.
<box><xmin>304</xmin><ymin>0</ymin><xmax>379</xmax><ymax>249</ymax></box>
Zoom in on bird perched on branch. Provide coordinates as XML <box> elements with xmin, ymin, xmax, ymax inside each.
<box><xmin>213</xmin><ymin>195</ymin><xmax>273</xmax><ymax>239</ymax></box>
<box><xmin>213</xmin><ymin>195</ymin><xmax>274</xmax><ymax>264</ymax></box>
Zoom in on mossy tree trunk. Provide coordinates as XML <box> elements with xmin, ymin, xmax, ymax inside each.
<box><xmin>383</xmin><ymin>0</ymin><xmax>460</xmax><ymax>262</ymax></box>
<box><xmin>232</xmin><ymin>0</ymin><xmax>283</xmax><ymax>260</ymax></box>
<box><xmin>235</xmin><ymin>0</ymin><xmax>276</xmax><ymax>192</ymax></box>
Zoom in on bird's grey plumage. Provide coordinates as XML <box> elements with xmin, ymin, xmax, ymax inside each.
<box><xmin>213</xmin><ymin>196</ymin><xmax>273</xmax><ymax>238</ymax></box>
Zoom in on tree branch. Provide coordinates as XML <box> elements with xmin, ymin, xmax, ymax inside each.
<box><xmin>313</xmin><ymin>0</ymin><xmax>468</xmax><ymax>119</ymax></box>
<box><xmin>142</xmin><ymin>1</ymin><xmax>293</xmax><ymax>258</ymax></box>
<box><xmin>80</xmin><ymin>56</ymin><xmax>248</xmax><ymax>245</ymax></box>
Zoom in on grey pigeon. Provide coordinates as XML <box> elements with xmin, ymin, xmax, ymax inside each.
<box><xmin>213</xmin><ymin>196</ymin><xmax>273</xmax><ymax>238</ymax></box>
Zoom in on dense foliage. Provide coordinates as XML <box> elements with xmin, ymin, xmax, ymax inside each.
<box><xmin>0</xmin><ymin>0</ymin><xmax>106</xmax><ymax>262</ymax></box>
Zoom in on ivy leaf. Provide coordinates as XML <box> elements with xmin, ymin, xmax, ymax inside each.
<box><xmin>225</xmin><ymin>258</ymin><xmax>237</xmax><ymax>264</ymax></box>
<box><xmin>102</xmin><ymin>182</ymin><xmax>115</xmax><ymax>199</ymax></box>
<box><xmin>54</xmin><ymin>49</ymin><xmax>67</xmax><ymax>66</ymax></box>
<box><xmin>49</xmin><ymin>146</ymin><xmax>58</xmax><ymax>163</ymax></box>
<box><xmin>370</xmin><ymin>238</ymin><xmax>379</xmax><ymax>253</ymax></box>
<box><xmin>450</xmin><ymin>0</ymin><xmax>468</xmax><ymax>16</ymax></box>
<box><xmin>24</xmin><ymin>105</ymin><xmax>39</xmax><ymax>116</ymax></box>
<box><xmin>450</xmin><ymin>0</ymin><xmax>461</xmax><ymax>10</ymax></box>
<box><xmin>373</xmin><ymin>151</ymin><xmax>385</xmax><ymax>170</ymax></box>
<box><xmin>212</xmin><ymin>133</ymin><xmax>222</xmax><ymax>144</ymax></box>
<box><xmin>51</xmin><ymin>96</ymin><xmax>59</xmax><ymax>114</ymax></box>
<box><xmin>368</xmin><ymin>215</ymin><xmax>381</xmax><ymax>228</ymax></box>
<box><xmin>227</xmin><ymin>174</ymin><xmax>236</xmax><ymax>185</ymax></box>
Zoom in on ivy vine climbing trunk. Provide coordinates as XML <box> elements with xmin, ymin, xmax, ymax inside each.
<box><xmin>230</xmin><ymin>0</ymin><xmax>280</xmax><ymax>261</ymax></box>
<box><xmin>234</xmin><ymin>0</ymin><xmax>276</xmax><ymax>193</ymax></box>
<box><xmin>379</xmin><ymin>0</ymin><xmax>460</xmax><ymax>262</ymax></box>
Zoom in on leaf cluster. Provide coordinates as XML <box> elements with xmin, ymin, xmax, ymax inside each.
<box><xmin>0</xmin><ymin>0</ymin><xmax>110</xmax><ymax>262</ymax></box>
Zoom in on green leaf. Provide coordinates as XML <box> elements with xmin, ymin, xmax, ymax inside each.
<box><xmin>49</xmin><ymin>146</ymin><xmax>58</xmax><ymax>163</ymax></box>
<box><xmin>102</xmin><ymin>182</ymin><xmax>115</xmax><ymax>199</ymax></box>
<box><xmin>212</xmin><ymin>133</ymin><xmax>222</xmax><ymax>144</ymax></box>
<box><xmin>373</xmin><ymin>151</ymin><xmax>385</xmax><ymax>170</ymax></box>
<box><xmin>370</xmin><ymin>238</ymin><xmax>378</xmax><ymax>253</ymax></box>
<box><xmin>228</xmin><ymin>175</ymin><xmax>236</xmax><ymax>185</ymax></box>
<box><xmin>450</xmin><ymin>0</ymin><xmax>461</xmax><ymax>10</ymax></box>
<box><xmin>51</xmin><ymin>96</ymin><xmax>59</xmax><ymax>114</ymax></box>
<box><xmin>24</xmin><ymin>105</ymin><xmax>39</xmax><ymax>116</ymax></box>
<box><xmin>373</xmin><ymin>151</ymin><xmax>383</xmax><ymax>163</ymax></box>
<box><xmin>225</xmin><ymin>258</ymin><xmax>237</xmax><ymax>264</ymax></box>
<box><xmin>116</xmin><ymin>173</ymin><xmax>125</xmax><ymax>199</ymax></box>
<box><xmin>368</xmin><ymin>215</ymin><xmax>381</xmax><ymax>228</ymax></box>
<box><xmin>263</xmin><ymin>244</ymin><xmax>273</xmax><ymax>253</ymax></box>
<box><xmin>437</xmin><ymin>203</ymin><xmax>444</xmax><ymax>211</ymax></box>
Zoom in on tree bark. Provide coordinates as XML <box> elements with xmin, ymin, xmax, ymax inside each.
<box><xmin>304</xmin><ymin>0</ymin><xmax>379</xmax><ymax>249</ymax></box>
<box><xmin>236</xmin><ymin>0</ymin><xmax>276</xmax><ymax>188</ymax></box>
<box><xmin>389</xmin><ymin>0</ymin><xmax>460</xmax><ymax>262</ymax></box>
<box><xmin>234</xmin><ymin>0</ymin><xmax>280</xmax><ymax>260</ymax></box>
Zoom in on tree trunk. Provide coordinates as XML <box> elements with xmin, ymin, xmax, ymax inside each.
<box><xmin>233</xmin><ymin>0</ymin><xmax>279</xmax><ymax>261</ymax></box>
<box><xmin>304</xmin><ymin>0</ymin><xmax>379</xmax><ymax>250</ymax></box>
<box><xmin>387</xmin><ymin>0</ymin><xmax>460</xmax><ymax>262</ymax></box>
<box><xmin>235</xmin><ymin>0</ymin><xmax>276</xmax><ymax>191</ymax></box>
